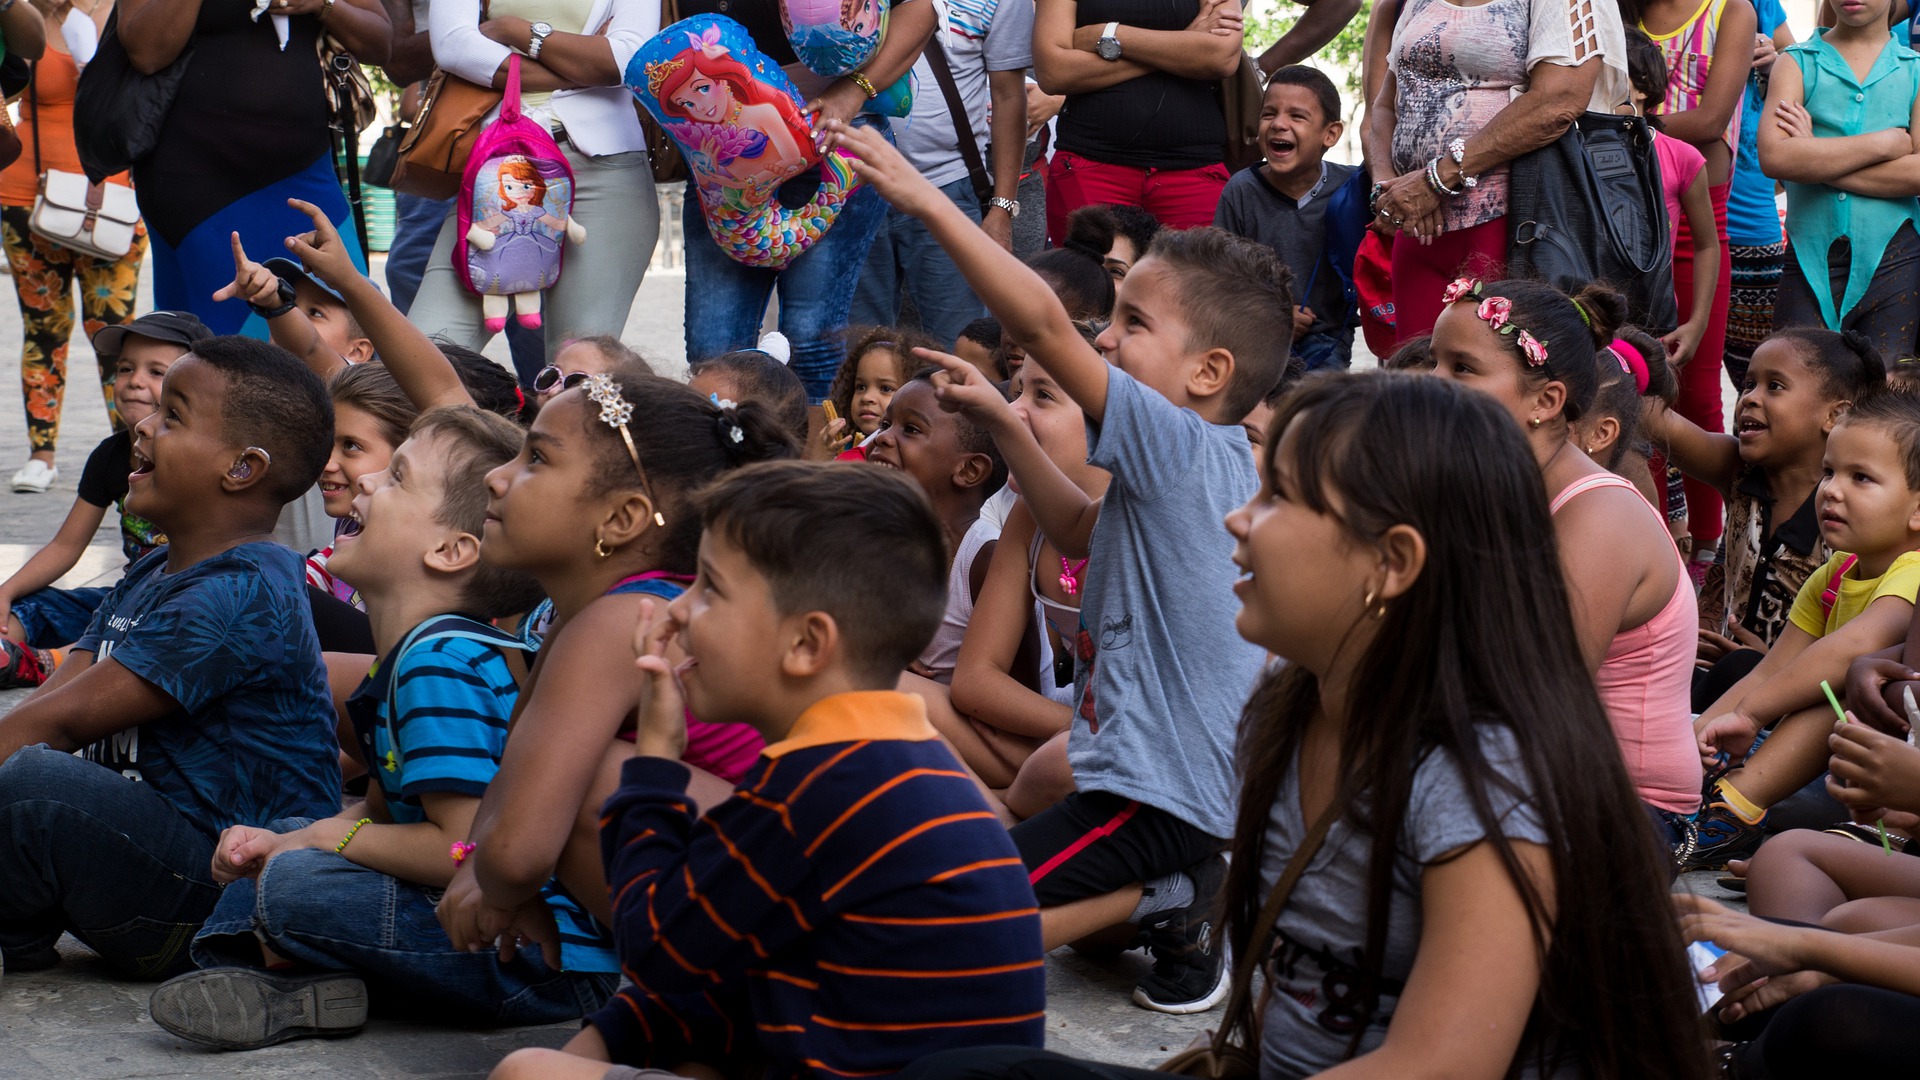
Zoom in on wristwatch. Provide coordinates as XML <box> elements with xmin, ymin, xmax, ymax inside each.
<box><xmin>1095</xmin><ymin>22</ymin><xmax>1122</xmax><ymax>61</ymax></box>
<box><xmin>527</xmin><ymin>21</ymin><xmax>554</xmax><ymax>60</ymax></box>
<box><xmin>249</xmin><ymin>277</ymin><xmax>298</xmax><ymax>321</ymax></box>
<box><xmin>989</xmin><ymin>196</ymin><xmax>1021</xmax><ymax>218</ymax></box>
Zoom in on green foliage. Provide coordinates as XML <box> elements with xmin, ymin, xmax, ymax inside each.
<box><xmin>1244</xmin><ymin>0</ymin><xmax>1372</xmax><ymax>96</ymax></box>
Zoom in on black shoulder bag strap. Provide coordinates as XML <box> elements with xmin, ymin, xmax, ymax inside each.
<box><xmin>923</xmin><ymin>35</ymin><xmax>994</xmax><ymax>206</ymax></box>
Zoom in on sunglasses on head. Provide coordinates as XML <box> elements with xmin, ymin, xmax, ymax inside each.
<box><xmin>533</xmin><ymin>366</ymin><xmax>594</xmax><ymax>394</ymax></box>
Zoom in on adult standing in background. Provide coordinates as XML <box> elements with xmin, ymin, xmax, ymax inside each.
<box><xmin>1031</xmin><ymin>0</ymin><xmax>1242</xmax><ymax>243</ymax></box>
<box><xmin>1254</xmin><ymin>0</ymin><xmax>1360</xmax><ymax>76</ymax></box>
<box><xmin>406</xmin><ymin>0</ymin><xmax>658</xmax><ymax>361</ymax></box>
<box><xmin>118</xmin><ymin>0</ymin><xmax>389</xmax><ymax>335</ymax></box>
<box><xmin>1723</xmin><ymin>6</ymin><xmax>1791</xmax><ymax>388</ymax></box>
<box><xmin>851</xmin><ymin>0</ymin><xmax>1031</xmax><ymax>348</ymax></box>
<box><xmin>2</xmin><ymin>0</ymin><xmax>139</xmax><ymax>495</ymax></box>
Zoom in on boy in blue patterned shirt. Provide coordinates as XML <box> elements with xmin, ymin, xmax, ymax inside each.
<box><xmin>146</xmin><ymin>406</ymin><xmax>619</xmax><ymax>1050</ymax></box>
<box><xmin>0</xmin><ymin>336</ymin><xmax>341</xmax><ymax>981</ymax></box>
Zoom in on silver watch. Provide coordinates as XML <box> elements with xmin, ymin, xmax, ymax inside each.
<box><xmin>527</xmin><ymin>21</ymin><xmax>554</xmax><ymax>60</ymax></box>
<box><xmin>1095</xmin><ymin>22</ymin><xmax>1122</xmax><ymax>61</ymax></box>
<box><xmin>989</xmin><ymin>197</ymin><xmax>1020</xmax><ymax>219</ymax></box>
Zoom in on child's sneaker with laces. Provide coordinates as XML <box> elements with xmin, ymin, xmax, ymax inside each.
<box><xmin>1132</xmin><ymin>854</ymin><xmax>1230</xmax><ymax>1014</ymax></box>
<box><xmin>1673</xmin><ymin>802</ymin><xmax>1767</xmax><ymax>872</ymax></box>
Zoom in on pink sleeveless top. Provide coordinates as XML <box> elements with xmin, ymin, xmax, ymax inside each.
<box><xmin>1550</xmin><ymin>473</ymin><xmax>1704</xmax><ymax>813</ymax></box>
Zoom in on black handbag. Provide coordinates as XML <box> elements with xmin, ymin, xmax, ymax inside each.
<box><xmin>362</xmin><ymin>121</ymin><xmax>403</xmax><ymax>188</ymax></box>
<box><xmin>73</xmin><ymin>7</ymin><xmax>194</xmax><ymax>183</ymax></box>
<box><xmin>1506</xmin><ymin>111</ymin><xmax>1679</xmax><ymax>335</ymax></box>
<box><xmin>0</xmin><ymin>51</ymin><xmax>28</xmax><ymax>98</ymax></box>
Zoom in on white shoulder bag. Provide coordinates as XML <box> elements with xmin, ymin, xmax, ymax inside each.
<box><xmin>28</xmin><ymin>61</ymin><xmax>138</xmax><ymax>261</ymax></box>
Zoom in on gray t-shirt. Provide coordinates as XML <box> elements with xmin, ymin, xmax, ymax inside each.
<box><xmin>1070</xmin><ymin>367</ymin><xmax>1263</xmax><ymax>839</ymax></box>
<box><xmin>1212</xmin><ymin>161</ymin><xmax>1358</xmax><ymax>337</ymax></box>
<box><xmin>1258</xmin><ymin>726</ymin><xmax>1558</xmax><ymax>1078</ymax></box>
<box><xmin>898</xmin><ymin>0</ymin><xmax>1034</xmax><ymax>189</ymax></box>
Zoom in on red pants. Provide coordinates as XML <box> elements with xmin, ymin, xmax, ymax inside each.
<box><xmin>1673</xmin><ymin>181</ymin><xmax>1732</xmax><ymax>549</ymax></box>
<box><xmin>1391</xmin><ymin>217</ymin><xmax>1510</xmax><ymax>343</ymax></box>
<box><xmin>1044</xmin><ymin>150</ymin><xmax>1230</xmax><ymax>245</ymax></box>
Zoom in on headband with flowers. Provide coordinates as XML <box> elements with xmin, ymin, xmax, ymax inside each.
<box><xmin>1441</xmin><ymin>278</ymin><xmax>1549</xmax><ymax>368</ymax></box>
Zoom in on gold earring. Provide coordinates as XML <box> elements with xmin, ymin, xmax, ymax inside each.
<box><xmin>1529</xmin><ymin>417</ymin><xmax>1542</xmax><ymax>430</ymax></box>
<box><xmin>594</xmin><ymin>537</ymin><xmax>612</xmax><ymax>559</ymax></box>
<box><xmin>1362</xmin><ymin>584</ymin><xmax>1389</xmax><ymax>620</ymax></box>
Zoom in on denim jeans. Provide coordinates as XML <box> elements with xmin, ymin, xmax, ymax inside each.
<box><xmin>193</xmin><ymin>842</ymin><xmax>616</xmax><ymax>1027</ymax></box>
<box><xmin>684</xmin><ymin>134</ymin><xmax>891</xmax><ymax>401</ymax></box>
<box><xmin>0</xmin><ymin>746</ymin><xmax>221</xmax><ymax>979</ymax></box>
<box><xmin>1293</xmin><ymin>328</ymin><xmax>1353</xmax><ymax>372</ymax></box>
<box><xmin>11</xmin><ymin>585</ymin><xmax>112</xmax><ymax>648</ymax></box>
<box><xmin>851</xmin><ymin>175</ymin><xmax>985</xmax><ymax>349</ymax></box>
<box><xmin>386</xmin><ymin>193</ymin><xmax>546</xmax><ymax>388</ymax></box>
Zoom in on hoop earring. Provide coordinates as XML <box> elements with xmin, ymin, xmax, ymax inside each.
<box><xmin>1361</xmin><ymin>584</ymin><xmax>1389</xmax><ymax>620</ymax></box>
<box><xmin>594</xmin><ymin>537</ymin><xmax>612</xmax><ymax>559</ymax></box>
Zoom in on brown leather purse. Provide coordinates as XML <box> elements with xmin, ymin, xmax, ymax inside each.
<box><xmin>1155</xmin><ymin>800</ymin><xmax>1339</xmax><ymax>1080</ymax></box>
<box><xmin>389</xmin><ymin>66</ymin><xmax>501</xmax><ymax>200</ymax></box>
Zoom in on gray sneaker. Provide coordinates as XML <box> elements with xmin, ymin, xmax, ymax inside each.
<box><xmin>149</xmin><ymin>968</ymin><xmax>368</xmax><ymax>1050</ymax></box>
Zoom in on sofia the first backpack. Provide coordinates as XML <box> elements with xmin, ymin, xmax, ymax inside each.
<box><xmin>456</xmin><ymin>55</ymin><xmax>584</xmax><ymax>332</ymax></box>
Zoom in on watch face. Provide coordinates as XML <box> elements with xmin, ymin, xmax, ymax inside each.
<box><xmin>532</xmin><ymin>21</ymin><xmax>553</xmax><ymax>34</ymax></box>
<box><xmin>1096</xmin><ymin>38</ymin><xmax>1121</xmax><ymax>60</ymax></box>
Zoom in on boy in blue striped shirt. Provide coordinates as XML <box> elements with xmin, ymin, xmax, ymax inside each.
<box><xmin>147</xmin><ymin>407</ymin><xmax>617</xmax><ymax>1050</ymax></box>
<box><xmin>490</xmin><ymin>462</ymin><xmax>1046</xmax><ymax>1080</ymax></box>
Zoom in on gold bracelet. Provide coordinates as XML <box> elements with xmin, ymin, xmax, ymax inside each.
<box><xmin>847</xmin><ymin>70</ymin><xmax>878</xmax><ymax>99</ymax></box>
<box><xmin>319</xmin><ymin>0</ymin><xmax>335</xmax><ymax>19</ymax></box>
<box><xmin>335</xmin><ymin>817</ymin><xmax>373</xmax><ymax>854</ymax></box>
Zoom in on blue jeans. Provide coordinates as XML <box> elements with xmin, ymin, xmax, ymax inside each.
<box><xmin>11</xmin><ymin>585</ymin><xmax>111</xmax><ymax>648</ymax></box>
<box><xmin>386</xmin><ymin>192</ymin><xmax>546</xmax><ymax>389</ymax></box>
<box><xmin>193</xmin><ymin>841</ymin><xmax>616</xmax><ymax>1026</ymax></box>
<box><xmin>1294</xmin><ymin>328</ymin><xmax>1353</xmax><ymax>372</ymax></box>
<box><xmin>684</xmin><ymin>143</ymin><xmax>891</xmax><ymax>401</ymax></box>
<box><xmin>0</xmin><ymin>747</ymin><xmax>222</xmax><ymax>979</ymax></box>
<box><xmin>851</xmin><ymin>175</ymin><xmax>985</xmax><ymax>349</ymax></box>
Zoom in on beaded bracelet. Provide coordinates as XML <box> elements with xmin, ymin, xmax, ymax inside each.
<box><xmin>846</xmin><ymin>70</ymin><xmax>879</xmax><ymax>99</ymax></box>
<box><xmin>450</xmin><ymin>841</ymin><xmax>477</xmax><ymax>866</ymax></box>
<box><xmin>335</xmin><ymin>817</ymin><xmax>373</xmax><ymax>854</ymax></box>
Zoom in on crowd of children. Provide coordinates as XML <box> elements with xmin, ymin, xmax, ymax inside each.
<box><xmin>10</xmin><ymin>5</ymin><xmax>1920</xmax><ymax>1078</ymax></box>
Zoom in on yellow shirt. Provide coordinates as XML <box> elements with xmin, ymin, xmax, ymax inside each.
<box><xmin>1788</xmin><ymin>549</ymin><xmax>1920</xmax><ymax>639</ymax></box>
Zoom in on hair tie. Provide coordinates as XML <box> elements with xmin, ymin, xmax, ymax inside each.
<box><xmin>512</xmin><ymin>385</ymin><xmax>526</xmax><ymax>414</ymax></box>
<box><xmin>1609</xmin><ymin>339</ymin><xmax>1651</xmax><ymax>395</ymax></box>
<box><xmin>716</xmin><ymin>405</ymin><xmax>745</xmax><ymax>447</ymax></box>
<box><xmin>1572</xmin><ymin>299</ymin><xmax>1592</xmax><ymax>328</ymax></box>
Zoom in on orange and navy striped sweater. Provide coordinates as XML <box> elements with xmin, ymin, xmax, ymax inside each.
<box><xmin>589</xmin><ymin>691</ymin><xmax>1046</xmax><ymax>1079</ymax></box>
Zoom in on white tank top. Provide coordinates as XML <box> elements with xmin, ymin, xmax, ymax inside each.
<box><xmin>917</xmin><ymin>516</ymin><xmax>1001</xmax><ymax>683</ymax></box>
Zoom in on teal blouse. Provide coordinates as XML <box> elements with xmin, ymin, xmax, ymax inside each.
<box><xmin>1783</xmin><ymin>28</ymin><xmax>1920</xmax><ymax>328</ymax></box>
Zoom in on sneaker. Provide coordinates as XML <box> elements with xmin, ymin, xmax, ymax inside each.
<box><xmin>148</xmin><ymin>968</ymin><xmax>368</xmax><ymax>1050</ymax></box>
<box><xmin>10</xmin><ymin>459</ymin><xmax>55</xmax><ymax>493</ymax></box>
<box><xmin>1673</xmin><ymin>803</ymin><xmax>1767</xmax><ymax>872</ymax></box>
<box><xmin>1133</xmin><ymin>854</ymin><xmax>1231</xmax><ymax>1014</ymax></box>
<box><xmin>0</xmin><ymin>640</ymin><xmax>52</xmax><ymax>690</ymax></box>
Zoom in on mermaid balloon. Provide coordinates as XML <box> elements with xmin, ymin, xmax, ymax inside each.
<box><xmin>629</xmin><ymin>15</ymin><xmax>865</xmax><ymax>269</ymax></box>
<box><xmin>779</xmin><ymin>0</ymin><xmax>910</xmax><ymax>116</ymax></box>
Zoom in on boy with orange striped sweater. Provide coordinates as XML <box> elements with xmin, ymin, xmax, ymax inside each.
<box><xmin>490</xmin><ymin>462</ymin><xmax>1045</xmax><ymax>1080</ymax></box>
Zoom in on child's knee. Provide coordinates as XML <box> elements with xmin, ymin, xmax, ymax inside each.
<box><xmin>490</xmin><ymin>1047</ymin><xmax>566</xmax><ymax>1080</ymax></box>
<box><xmin>1747</xmin><ymin>828</ymin><xmax>1829</xmax><ymax>877</ymax></box>
<box><xmin>255</xmin><ymin>847</ymin><xmax>365</xmax><ymax>934</ymax></box>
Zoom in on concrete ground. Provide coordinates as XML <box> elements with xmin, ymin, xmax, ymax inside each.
<box><xmin>0</xmin><ymin>245</ymin><xmax>1742</xmax><ymax>1078</ymax></box>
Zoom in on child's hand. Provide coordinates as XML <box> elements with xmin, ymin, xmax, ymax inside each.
<box><xmin>211</xmin><ymin>824</ymin><xmax>289</xmax><ymax>883</ymax></box>
<box><xmin>812</xmin><ymin>416</ymin><xmax>853</xmax><ymax>459</ymax></box>
<box><xmin>823</xmin><ymin>120</ymin><xmax>946</xmax><ymax>220</ymax></box>
<box><xmin>209</xmin><ymin>232</ymin><xmax>282</xmax><ymax>308</ymax></box>
<box><xmin>281</xmin><ymin>198</ymin><xmax>360</xmax><ymax>289</ymax></box>
<box><xmin>1845</xmin><ymin>655</ymin><xmax>1919</xmax><ymax>736</ymax></box>
<box><xmin>491</xmin><ymin>896</ymin><xmax>563</xmax><ymax>971</ymax></box>
<box><xmin>1828</xmin><ymin>717</ymin><xmax>1920</xmax><ymax>820</ymax></box>
<box><xmin>1695</xmin><ymin>708</ymin><xmax>1760</xmax><ymax>768</ymax></box>
<box><xmin>921</xmin><ymin>347</ymin><xmax>1013</xmax><ymax>424</ymax></box>
<box><xmin>1291</xmin><ymin>306</ymin><xmax>1315</xmax><ymax>338</ymax></box>
<box><xmin>630</xmin><ymin>598</ymin><xmax>688</xmax><ymax>761</ymax></box>
<box><xmin>1662</xmin><ymin>320</ymin><xmax>1704</xmax><ymax>368</ymax></box>
<box><xmin>1675</xmin><ymin>893</ymin><xmax>1817</xmax><ymax>984</ymax></box>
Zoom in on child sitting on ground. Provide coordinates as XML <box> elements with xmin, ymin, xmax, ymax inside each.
<box><xmin>1682</xmin><ymin>389</ymin><xmax>1920</xmax><ymax>872</ymax></box>
<box><xmin>955</xmin><ymin>317</ymin><xmax>1005</xmax><ymax>379</ymax></box>
<box><xmin>687</xmin><ymin>333</ymin><xmax>810</xmax><ymax>445</ymax></box>
<box><xmin>815</xmin><ymin>327</ymin><xmax>925</xmax><ymax>459</ymax></box>
<box><xmin>0</xmin><ymin>311</ymin><xmax>210</xmax><ymax>686</ymax></box>
<box><xmin>488</xmin><ymin>461</ymin><xmax>1045</xmax><ymax>1080</ymax></box>
<box><xmin>1213</xmin><ymin>65</ymin><xmax>1360</xmax><ymax>372</ymax></box>
<box><xmin>829</xmin><ymin>119</ymin><xmax>1287</xmax><ymax>1013</ymax></box>
<box><xmin>1644</xmin><ymin>329</ymin><xmax>1885</xmax><ymax>708</ymax></box>
<box><xmin>870</xmin><ymin>371</ymin><xmax>1008</xmax><ymax>684</ymax></box>
<box><xmin>0</xmin><ymin>336</ymin><xmax>341</xmax><ymax>980</ymax></box>
<box><xmin>1576</xmin><ymin>331</ymin><xmax>1676</xmax><ymax>509</ymax></box>
<box><xmin>1068</xmin><ymin>203</ymin><xmax>1161</xmax><ymax>283</ymax></box>
<box><xmin>1025</xmin><ymin>220</ymin><xmax>1115</xmax><ymax>322</ymax></box>
<box><xmin>435</xmin><ymin>375</ymin><xmax>794</xmax><ymax>958</ymax></box>
<box><xmin>215</xmin><ymin>229</ymin><xmax>375</xmax><ymax>377</ymax></box>
<box><xmin>146</xmin><ymin>406</ymin><xmax>613</xmax><ymax>1050</ymax></box>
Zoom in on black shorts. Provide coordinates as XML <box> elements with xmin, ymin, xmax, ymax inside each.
<box><xmin>1010</xmin><ymin>790</ymin><xmax>1222</xmax><ymax>907</ymax></box>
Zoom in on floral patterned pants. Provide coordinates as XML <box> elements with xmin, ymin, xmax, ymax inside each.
<box><xmin>1</xmin><ymin>204</ymin><xmax>148</xmax><ymax>454</ymax></box>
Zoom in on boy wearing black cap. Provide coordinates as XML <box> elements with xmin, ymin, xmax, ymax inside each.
<box><xmin>214</xmin><ymin>231</ymin><xmax>374</xmax><ymax>376</ymax></box>
<box><xmin>0</xmin><ymin>311</ymin><xmax>212</xmax><ymax>687</ymax></box>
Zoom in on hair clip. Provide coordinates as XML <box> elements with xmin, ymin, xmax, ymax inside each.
<box><xmin>710</xmin><ymin>391</ymin><xmax>738</xmax><ymax>409</ymax></box>
<box><xmin>584</xmin><ymin>374</ymin><xmax>666</xmax><ymax>528</ymax></box>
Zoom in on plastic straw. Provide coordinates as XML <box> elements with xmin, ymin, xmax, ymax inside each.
<box><xmin>1822</xmin><ymin>679</ymin><xmax>1896</xmax><ymax>856</ymax></box>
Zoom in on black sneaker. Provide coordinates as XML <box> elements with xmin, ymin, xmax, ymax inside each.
<box><xmin>148</xmin><ymin>968</ymin><xmax>368</xmax><ymax>1050</ymax></box>
<box><xmin>1673</xmin><ymin>803</ymin><xmax>1767</xmax><ymax>872</ymax></box>
<box><xmin>1132</xmin><ymin>854</ymin><xmax>1230</xmax><ymax>1014</ymax></box>
<box><xmin>0</xmin><ymin>639</ymin><xmax>50</xmax><ymax>690</ymax></box>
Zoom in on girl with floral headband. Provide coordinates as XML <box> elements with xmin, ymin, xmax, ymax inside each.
<box><xmin>436</xmin><ymin>372</ymin><xmax>796</xmax><ymax>954</ymax></box>
<box><xmin>1431</xmin><ymin>277</ymin><xmax>1704</xmax><ymax>843</ymax></box>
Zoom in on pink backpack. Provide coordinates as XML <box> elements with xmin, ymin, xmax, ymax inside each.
<box><xmin>456</xmin><ymin>55</ymin><xmax>578</xmax><ymax>330</ymax></box>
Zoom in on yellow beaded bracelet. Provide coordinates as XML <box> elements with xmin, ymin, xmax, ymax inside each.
<box><xmin>335</xmin><ymin>817</ymin><xmax>373</xmax><ymax>854</ymax></box>
<box><xmin>847</xmin><ymin>70</ymin><xmax>878</xmax><ymax>99</ymax></box>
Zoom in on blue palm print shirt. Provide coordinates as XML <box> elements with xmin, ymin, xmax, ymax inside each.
<box><xmin>74</xmin><ymin>542</ymin><xmax>342</xmax><ymax>836</ymax></box>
